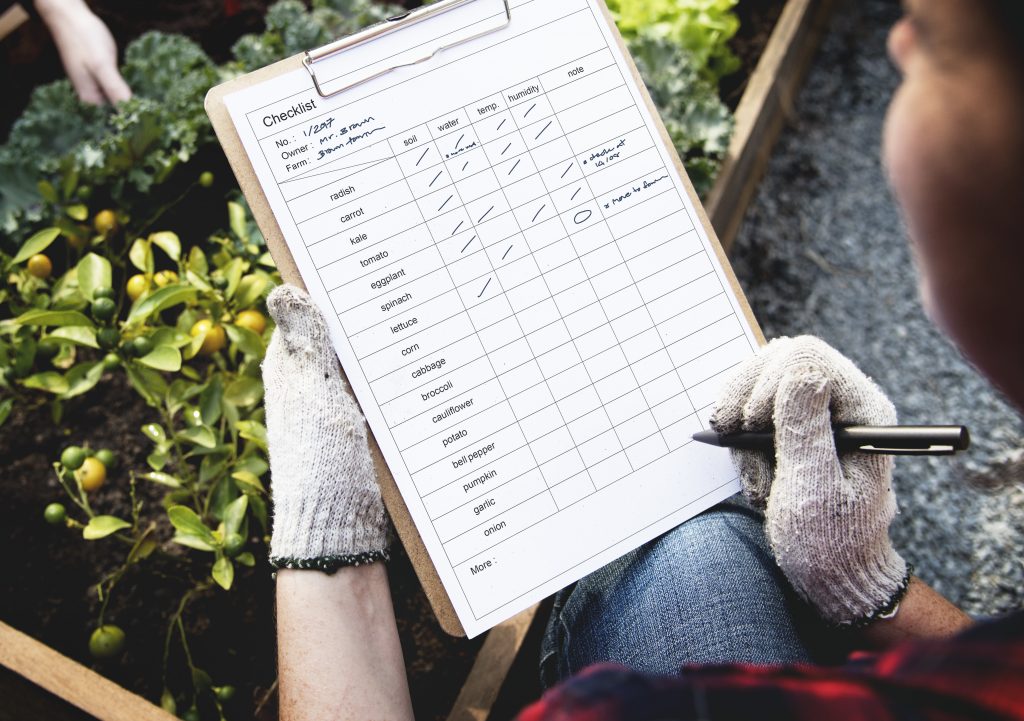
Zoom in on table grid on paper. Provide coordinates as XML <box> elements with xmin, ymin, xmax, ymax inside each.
<box><xmin>259</xmin><ymin>48</ymin><xmax>751</xmax><ymax>594</ymax></box>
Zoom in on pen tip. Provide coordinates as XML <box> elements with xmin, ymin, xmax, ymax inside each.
<box><xmin>692</xmin><ymin>430</ymin><xmax>720</xmax><ymax>446</ymax></box>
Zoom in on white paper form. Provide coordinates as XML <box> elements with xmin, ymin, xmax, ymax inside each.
<box><xmin>224</xmin><ymin>0</ymin><xmax>760</xmax><ymax>637</ymax></box>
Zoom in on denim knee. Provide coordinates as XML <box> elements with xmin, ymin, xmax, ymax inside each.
<box><xmin>540</xmin><ymin>498</ymin><xmax>821</xmax><ymax>688</ymax></box>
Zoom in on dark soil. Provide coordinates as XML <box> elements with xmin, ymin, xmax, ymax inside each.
<box><xmin>721</xmin><ymin>0</ymin><xmax>786</xmax><ymax>110</ymax></box>
<box><xmin>0</xmin><ymin>1</ymin><xmax>785</xmax><ymax>718</ymax></box>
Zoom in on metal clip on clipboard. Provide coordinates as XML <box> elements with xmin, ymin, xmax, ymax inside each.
<box><xmin>303</xmin><ymin>0</ymin><xmax>512</xmax><ymax>99</ymax></box>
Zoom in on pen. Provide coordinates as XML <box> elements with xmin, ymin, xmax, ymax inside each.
<box><xmin>691</xmin><ymin>425</ymin><xmax>971</xmax><ymax>456</ymax></box>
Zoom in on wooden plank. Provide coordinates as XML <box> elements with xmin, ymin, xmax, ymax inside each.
<box><xmin>0</xmin><ymin>621</ymin><xmax>176</xmax><ymax>721</ymax></box>
<box><xmin>705</xmin><ymin>0</ymin><xmax>835</xmax><ymax>253</ymax></box>
<box><xmin>445</xmin><ymin>606</ymin><xmax>537</xmax><ymax>721</ymax></box>
<box><xmin>0</xmin><ymin>3</ymin><xmax>29</xmax><ymax>41</ymax></box>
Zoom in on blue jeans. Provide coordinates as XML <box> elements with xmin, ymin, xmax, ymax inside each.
<box><xmin>539</xmin><ymin>496</ymin><xmax>844</xmax><ymax>688</ymax></box>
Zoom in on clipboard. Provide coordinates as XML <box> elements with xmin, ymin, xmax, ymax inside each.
<box><xmin>206</xmin><ymin>0</ymin><xmax>764</xmax><ymax>638</ymax></box>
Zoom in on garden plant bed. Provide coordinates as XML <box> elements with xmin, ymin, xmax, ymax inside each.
<box><xmin>0</xmin><ymin>0</ymin><xmax>831</xmax><ymax>718</ymax></box>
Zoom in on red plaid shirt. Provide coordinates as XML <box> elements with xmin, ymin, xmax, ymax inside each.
<box><xmin>518</xmin><ymin>612</ymin><xmax>1024</xmax><ymax>721</ymax></box>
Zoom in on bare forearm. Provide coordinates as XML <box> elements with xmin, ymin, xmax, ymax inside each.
<box><xmin>860</xmin><ymin>577</ymin><xmax>972</xmax><ymax>649</ymax></box>
<box><xmin>276</xmin><ymin>565</ymin><xmax>413</xmax><ymax>721</ymax></box>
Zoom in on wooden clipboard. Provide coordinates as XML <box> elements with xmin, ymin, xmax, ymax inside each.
<box><xmin>205</xmin><ymin>0</ymin><xmax>764</xmax><ymax>638</ymax></box>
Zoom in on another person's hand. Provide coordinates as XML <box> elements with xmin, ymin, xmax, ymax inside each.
<box><xmin>34</xmin><ymin>0</ymin><xmax>131</xmax><ymax>105</ymax></box>
<box><xmin>711</xmin><ymin>336</ymin><xmax>910</xmax><ymax>626</ymax></box>
<box><xmin>262</xmin><ymin>285</ymin><xmax>390</xmax><ymax>572</ymax></box>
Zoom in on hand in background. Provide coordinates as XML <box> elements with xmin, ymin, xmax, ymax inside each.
<box><xmin>712</xmin><ymin>336</ymin><xmax>909</xmax><ymax>625</ymax></box>
<box><xmin>34</xmin><ymin>0</ymin><xmax>131</xmax><ymax>105</ymax></box>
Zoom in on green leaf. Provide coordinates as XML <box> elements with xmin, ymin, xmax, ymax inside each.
<box><xmin>222</xmin><ymin>257</ymin><xmax>245</xmax><ymax>300</ymax></box>
<box><xmin>141</xmin><ymin>423</ymin><xmax>166</xmax><ymax>443</ymax></box>
<box><xmin>62</xmin><ymin>361</ymin><xmax>104</xmax><ymax>399</ymax></box>
<box><xmin>212</xmin><ymin>556</ymin><xmax>234</xmax><ymax>590</ymax></box>
<box><xmin>48</xmin><ymin>326</ymin><xmax>99</xmax><ymax>349</ymax></box>
<box><xmin>173</xmin><ymin>533</ymin><xmax>215</xmax><ymax>552</ymax></box>
<box><xmin>11</xmin><ymin>228</ymin><xmax>60</xmax><ymax>265</ymax></box>
<box><xmin>22</xmin><ymin>371</ymin><xmax>69</xmax><ymax>394</ymax></box>
<box><xmin>149</xmin><ymin>326</ymin><xmax>192</xmax><ymax>349</ymax></box>
<box><xmin>235</xmin><ymin>420</ymin><xmax>267</xmax><ymax>449</ymax></box>
<box><xmin>83</xmin><ymin>515</ymin><xmax>131</xmax><ymax>540</ymax></box>
<box><xmin>228</xmin><ymin>201</ymin><xmax>249</xmax><ymax>242</ymax></box>
<box><xmin>234</xmin><ymin>275</ymin><xmax>268</xmax><ymax>309</ymax></box>
<box><xmin>137</xmin><ymin>346</ymin><xmax>182</xmax><ymax>372</ymax></box>
<box><xmin>37</xmin><ymin>180</ymin><xmax>58</xmax><ymax>203</ymax></box>
<box><xmin>15</xmin><ymin>309</ymin><xmax>94</xmax><ymax>328</ymax></box>
<box><xmin>178</xmin><ymin>425</ymin><xmax>216</xmax><ymax>448</ymax></box>
<box><xmin>187</xmin><ymin>246</ymin><xmax>208</xmax><ymax>276</ymax></box>
<box><xmin>127</xmin><ymin>537</ymin><xmax>158</xmax><ymax>564</ymax></box>
<box><xmin>224</xmin><ymin>324</ymin><xmax>265</xmax><ymax>359</ymax></box>
<box><xmin>66</xmin><ymin>204</ymin><xmax>89</xmax><ymax>221</ymax></box>
<box><xmin>149</xmin><ymin>231</ymin><xmax>181</xmax><ymax>261</ymax></box>
<box><xmin>223</xmin><ymin>376</ymin><xmax>263</xmax><ymax>407</ymax></box>
<box><xmin>235</xmin><ymin>551</ymin><xmax>256</xmax><ymax>567</ymax></box>
<box><xmin>129</xmin><ymin>237</ymin><xmax>154</xmax><ymax>274</ymax></box>
<box><xmin>139</xmin><ymin>471</ymin><xmax>182</xmax><ymax>488</ymax></box>
<box><xmin>0</xmin><ymin>398</ymin><xmax>12</xmax><ymax>427</ymax></box>
<box><xmin>231</xmin><ymin>470</ymin><xmax>265</xmax><ymax>493</ymax></box>
<box><xmin>223</xmin><ymin>495</ymin><xmax>248</xmax><ymax>536</ymax></box>
<box><xmin>199</xmin><ymin>376</ymin><xmax>223</xmax><ymax>425</ymax></box>
<box><xmin>76</xmin><ymin>253</ymin><xmax>112</xmax><ymax>301</ymax></box>
<box><xmin>167</xmin><ymin>505</ymin><xmax>215</xmax><ymax>541</ymax></box>
<box><xmin>125</xmin><ymin>363</ymin><xmax>167</xmax><ymax>407</ymax></box>
<box><xmin>127</xmin><ymin>284</ymin><xmax>197</xmax><ymax>325</ymax></box>
<box><xmin>146</xmin><ymin>450</ymin><xmax>168</xmax><ymax>471</ymax></box>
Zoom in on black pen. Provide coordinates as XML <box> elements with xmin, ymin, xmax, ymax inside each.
<box><xmin>692</xmin><ymin>425</ymin><xmax>971</xmax><ymax>456</ymax></box>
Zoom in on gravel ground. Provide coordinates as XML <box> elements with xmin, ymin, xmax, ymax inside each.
<box><xmin>730</xmin><ymin>0</ymin><xmax>1024</xmax><ymax>615</ymax></box>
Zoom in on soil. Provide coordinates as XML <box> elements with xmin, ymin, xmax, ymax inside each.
<box><xmin>0</xmin><ymin>1</ymin><xmax>785</xmax><ymax>718</ymax></box>
<box><xmin>721</xmin><ymin>0</ymin><xmax>785</xmax><ymax>111</ymax></box>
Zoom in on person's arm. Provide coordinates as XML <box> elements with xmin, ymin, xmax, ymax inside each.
<box><xmin>277</xmin><ymin>566</ymin><xmax>413</xmax><ymax>721</ymax></box>
<box><xmin>263</xmin><ymin>285</ymin><xmax>413</xmax><ymax>721</ymax></box>
<box><xmin>860</xmin><ymin>576</ymin><xmax>972</xmax><ymax>648</ymax></box>
<box><xmin>33</xmin><ymin>0</ymin><xmax>131</xmax><ymax>104</ymax></box>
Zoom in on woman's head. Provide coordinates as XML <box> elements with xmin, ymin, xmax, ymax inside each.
<box><xmin>884</xmin><ymin>0</ymin><xmax>1024</xmax><ymax>408</ymax></box>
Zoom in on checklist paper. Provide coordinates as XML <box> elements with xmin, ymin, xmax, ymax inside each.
<box><xmin>224</xmin><ymin>0</ymin><xmax>759</xmax><ymax>637</ymax></box>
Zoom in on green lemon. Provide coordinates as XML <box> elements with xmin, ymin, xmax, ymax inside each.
<box><xmin>88</xmin><ymin>625</ymin><xmax>126</xmax><ymax>660</ymax></box>
<box><xmin>131</xmin><ymin>337</ymin><xmax>154</xmax><ymax>357</ymax></box>
<box><xmin>199</xmin><ymin>171</ymin><xmax>215</xmax><ymax>188</ymax></box>
<box><xmin>102</xmin><ymin>353</ymin><xmax>120</xmax><ymax>371</ymax></box>
<box><xmin>93</xmin><ymin>286</ymin><xmax>116</xmax><ymax>300</ymax></box>
<box><xmin>97</xmin><ymin>327</ymin><xmax>121</xmax><ymax>350</ymax></box>
<box><xmin>43</xmin><ymin>503</ymin><xmax>66</xmax><ymax>526</ymax></box>
<box><xmin>91</xmin><ymin>297</ymin><xmax>117</xmax><ymax>322</ymax></box>
<box><xmin>215</xmin><ymin>685</ymin><xmax>235</xmax><ymax>702</ymax></box>
<box><xmin>60</xmin><ymin>446</ymin><xmax>86</xmax><ymax>471</ymax></box>
<box><xmin>95</xmin><ymin>449</ymin><xmax>116</xmax><ymax>470</ymax></box>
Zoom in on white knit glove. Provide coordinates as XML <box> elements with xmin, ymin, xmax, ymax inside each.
<box><xmin>262</xmin><ymin>285</ymin><xmax>390</xmax><ymax>572</ymax></box>
<box><xmin>711</xmin><ymin>336</ymin><xmax>910</xmax><ymax>625</ymax></box>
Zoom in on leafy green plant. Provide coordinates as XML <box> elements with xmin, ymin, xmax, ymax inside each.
<box><xmin>1</xmin><ymin>199</ymin><xmax>278</xmax><ymax>718</ymax></box>
<box><xmin>607</xmin><ymin>0</ymin><xmax>742</xmax><ymax>85</ymax></box>
<box><xmin>0</xmin><ymin>33</ymin><xmax>219</xmax><ymax>241</ymax></box>
<box><xmin>628</xmin><ymin>34</ymin><xmax>734</xmax><ymax>196</ymax></box>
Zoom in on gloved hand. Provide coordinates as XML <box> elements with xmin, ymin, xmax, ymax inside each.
<box><xmin>262</xmin><ymin>285</ymin><xmax>390</xmax><ymax>572</ymax></box>
<box><xmin>711</xmin><ymin>336</ymin><xmax>910</xmax><ymax>625</ymax></box>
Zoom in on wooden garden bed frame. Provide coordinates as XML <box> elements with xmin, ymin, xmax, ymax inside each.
<box><xmin>0</xmin><ymin>0</ymin><xmax>833</xmax><ymax>717</ymax></box>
